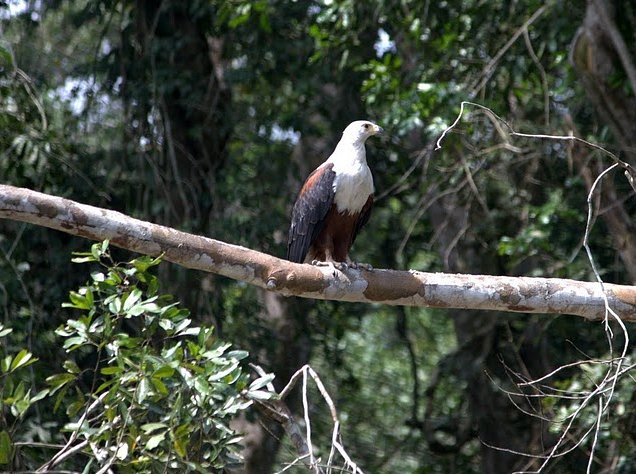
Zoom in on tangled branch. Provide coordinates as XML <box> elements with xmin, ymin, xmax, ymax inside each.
<box><xmin>435</xmin><ymin>100</ymin><xmax>634</xmax><ymax>473</ymax></box>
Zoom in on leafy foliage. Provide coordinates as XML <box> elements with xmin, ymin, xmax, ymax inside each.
<box><xmin>1</xmin><ymin>241</ymin><xmax>266</xmax><ymax>471</ymax></box>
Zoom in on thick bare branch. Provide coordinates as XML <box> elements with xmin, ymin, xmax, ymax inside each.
<box><xmin>1</xmin><ymin>184</ymin><xmax>636</xmax><ymax>321</ymax></box>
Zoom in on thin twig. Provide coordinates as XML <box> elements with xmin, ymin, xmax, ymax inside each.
<box><xmin>468</xmin><ymin>5</ymin><xmax>547</xmax><ymax>97</ymax></box>
<box><xmin>38</xmin><ymin>393</ymin><xmax>108</xmax><ymax>472</ymax></box>
<box><xmin>522</xmin><ymin>28</ymin><xmax>550</xmax><ymax>127</ymax></box>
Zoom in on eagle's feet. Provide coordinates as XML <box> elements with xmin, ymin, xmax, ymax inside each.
<box><xmin>311</xmin><ymin>260</ymin><xmax>350</xmax><ymax>272</ymax></box>
<box><xmin>310</xmin><ymin>260</ymin><xmax>373</xmax><ymax>271</ymax></box>
<box><xmin>348</xmin><ymin>261</ymin><xmax>374</xmax><ymax>271</ymax></box>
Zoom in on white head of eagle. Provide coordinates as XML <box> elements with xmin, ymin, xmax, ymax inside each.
<box><xmin>287</xmin><ymin>120</ymin><xmax>383</xmax><ymax>264</ymax></box>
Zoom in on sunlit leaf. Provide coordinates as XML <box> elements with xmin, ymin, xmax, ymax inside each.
<box><xmin>145</xmin><ymin>432</ymin><xmax>165</xmax><ymax>450</ymax></box>
<box><xmin>248</xmin><ymin>373</ymin><xmax>275</xmax><ymax>391</ymax></box>
<box><xmin>9</xmin><ymin>349</ymin><xmax>36</xmax><ymax>372</ymax></box>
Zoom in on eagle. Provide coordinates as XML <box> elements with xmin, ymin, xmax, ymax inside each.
<box><xmin>287</xmin><ymin>120</ymin><xmax>383</xmax><ymax>266</ymax></box>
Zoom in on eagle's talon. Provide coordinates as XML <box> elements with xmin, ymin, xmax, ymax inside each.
<box><xmin>349</xmin><ymin>262</ymin><xmax>373</xmax><ymax>271</ymax></box>
<box><xmin>311</xmin><ymin>260</ymin><xmax>349</xmax><ymax>273</ymax></box>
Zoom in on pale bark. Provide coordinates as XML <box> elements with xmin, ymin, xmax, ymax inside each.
<box><xmin>1</xmin><ymin>184</ymin><xmax>635</xmax><ymax>321</ymax></box>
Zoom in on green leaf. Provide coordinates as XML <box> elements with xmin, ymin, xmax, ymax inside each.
<box><xmin>30</xmin><ymin>389</ymin><xmax>49</xmax><ymax>404</ymax></box>
<box><xmin>226</xmin><ymin>350</ymin><xmax>249</xmax><ymax>360</ymax></box>
<box><xmin>0</xmin><ymin>430</ymin><xmax>12</xmax><ymax>464</ymax></box>
<box><xmin>1</xmin><ymin>356</ymin><xmax>11</xmax><ymax>373</ymax></box>
<box><xmin>46</xmin><ymin>373</ymin><xmax>77</xmax><ymax>394</ymax></box>
<box><xmin>108</xmin><ymin>296</ymin><xmax>122</xmax><ymax>314</ymax></box>
<box><xmin>173</xmin><ymin>318</ymin><xmax>192</xmax><ymax>335</ymax></box>
<box><xmin>62</xmin><ymin>336</ymin><xmax>87</xmax><ymax>351</ymax></box>
<box><xmin>150</xmin><ymin>377</ymin><xmax>168</xmax><ymax>396</ymax></box>
<box><xmin>101</xmin><ymin>366</ymin><xmax>123</xmax><ymax>375</ymax></box>
<box><xmin>63</xmin><ymin>360</ymin><xmax>81</xmax><ymax>374</ymax></box>
<box><xmin>123</xmin><ymin>288</ymin><xmax>142</xmax><ymax>312</ymax></box>
<box><xmin>136</xmin><ymin>377</ymin><xmax>151</xmax><ymax>403</ymax></box>
<box><xmin>145</xmin><ymin>432</ymin><xmax>165</xmax><ymax>450</ymax></box>
<box><xmin>91</xmin><ymin>241</ymin><xmax>107</xmax><ymax>260</ymax></box>
<box><xmin>208</xmin><ymin>361</ymin><xmax>239</xmax><ymax>382</ymax></box>
<box><xmin>248</xmin><ymin>373</ymin><xmax>275</xmax><ymax>391</ymax></box>
<box><xmin>131</xmin><ymin>254</ymin><xmax>163</xmax><ymax>272</ymax></box>
<box><xmin>141</xmin><ymin>422</ymin><xmax>168</xmax><ymax>434</ymax></box>
<box><xmin>0</xmin><ymin>325</ymin><xmax>12</xmax><ymax>338</ymax></box>
<box><xmin>67</xmin><ymin>291</ymin><xmax>91</xmax><ymax>310</ymax></box>
<box><xmin>10</xmin><ymin>349</ymin><xmax>36</xmax><ymax>372</ymax></box>
<box><xmin>246</xmin><ymin>389</ymin><xmax>273</xmax><ymax>400</ymax></box>
<box><xmin>152</xmin><ymin>366</ymin><xmax>175</xmax><ymax>379</ymax></box>
<box><xmin>193</xmin><ymin>377</ymin><xmax>210</xmax><ymax>396</ymax></box>
<box><xmin>71</xmin><ymin>255</ymin><xmax>97</xmax><ymax>263</ymax></box>
<box><xmin>172</xmin><ymin>424</ymin><xmax>190</xmax><ymax>458</ymax></box>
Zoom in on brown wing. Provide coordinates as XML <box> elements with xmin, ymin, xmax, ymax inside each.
<box><xmin>287</xmin><ymin>163</ymin><xmax>336</xmax><ymax>263</ymax></box>
<box><xmin>351</xmin><ymin>195</ymin><xmax>374</xmax><ymax>246</ymax></box>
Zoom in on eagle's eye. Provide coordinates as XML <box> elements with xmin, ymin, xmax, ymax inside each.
<box><xmin>363</xmin><ymin>123</ymin><xmax>370</xmax><ymax>130</ymax></box>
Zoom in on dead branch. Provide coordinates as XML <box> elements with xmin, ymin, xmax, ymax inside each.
<box><xmin>1</xmin><ymin>184</ymin><xmax>636</xmax><ymax>321</ymax></box>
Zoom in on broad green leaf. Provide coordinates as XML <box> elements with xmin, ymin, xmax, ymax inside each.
<box><xmin>246</xmin><ymin>389</ymin><xmax>272</xmax><ymax>401</ymax></box>
<box><xmin>173</xmin><ymin>318</ymin><xmax>192</xmax><ymax>335</ymax></box>
<box><xmin>172</xmin><ymin>424</ymin><xmax>190</xmax><ymax>458</ymax></box>
<box><xmin>63</xmin><ymin>336</ymin><xmax>87</xmax><ymax>350</ymax></box>
<box><xmin>108</xmin><ymin>297</ymin><xmax>122</xmax><ymax>314</ymax></box>
<box><xmin>173</xmin><ymin>437</ymin><xmax>187</xmax><ymax>459</ymax></box>
<box><xmin>178</xmin><ymin>327</ymin><xmax>201</xmax><ymax>337</ymax></box>
<box><xmin>208</xmin><ymin>362</ymin><xmax>239</xmax><ymax>382</ymax></box>
<box><xmin>150</xmin><ymin>377</ymin><xmax>168</xmax><ymax>396</ymax></box>
<box><xmin>226</xmin><ymin>350</ymin><xmax>249</xmax><ymax>360</ymax></box>
<box><xmin>30</xmin><ymin>389</ymin><xmax>49</xmax><ymax>404</ymax></box>
<box><xmin>136</xmin><ymin>377</ymin><xmax>151</xmax><ymax>403</ymax></box>
<box><xmin>0</xmin><ymin>430</ymin><xmax>12</xmax><ymax>464</ymax></box>
<box><xmin>159</xmin><ymin>319</ymin><xmax>173</xmax><ymax>331</ymax></box>
<box><xmin>67</xmin><ymin>291</ymin><xmax>91</xmax><ymax>310</ymax></box>
<box><xmin>95</xmin><ymin>378</ymin><xmax>118</xmax><ymax>394</ymax></box>
<box><xmin>63</xmin><ymin>360</ymin><xmax>81</xmax><ymax>374</ymax></box>
<box><xmin>1</xmin><ymin>356</ymin><xmax>11</xmax><ymax>373</ymax></box>
<box><xmin>193</xmin><ymin>377</ymin><xmax>210</xmax><ymax>396</ymax></box>
<box><xmin>145</xmin><ymin>432</ymin><xmax>165</xmax><ymax>450</ymax></box>
<box><xmin>0</xmin><ymin>325</ymin><xmax>12</xmax><ymax>338</ymax></box>
<box><xmin>140</xmin><ymin>422</ymin><xmax>168</xmax><ymax>434</ymax></box>
<box><xmin>152</xmin><ymin>366</ymin><xmax>175</xmax><ymax>379</ymax></box>
<box><xmin>131</xmin><ymin>254</ymin><xmax>163</xmax><ymax>272</ymax></box>
<box><xmin>9</xmin><ymin>349</ymin><xmax>36</xmax><ymax>372</ymax></box>
<box><xmin>46</xmin><ymin>373</ymin><xmax>77</xmax><ymax>392</ymax></box>
<box><xmin>248</xmin><ymin>373</ymin><xmax>275</xmax><ymax>391</ymax></box>
<box><xmin>101</xmin><ymin>366</ymin><xmax>124</xmax><ymax>375</ymax></box>
<box><xmin>123</xmin><ymin>288</ymin><xmax>142</xmax><ymax>312</ymax></box>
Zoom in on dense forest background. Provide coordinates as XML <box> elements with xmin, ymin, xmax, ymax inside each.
<box><xmin>1</xmin><ymin>0</ymin><xmax>636</xmax><ymax>472</ymax></box>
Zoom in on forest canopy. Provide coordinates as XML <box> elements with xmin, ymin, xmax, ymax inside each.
<box><xmin>1</xmin><ymin>1</ymin><xmax>636</xmax><ymax>473</ymax></box>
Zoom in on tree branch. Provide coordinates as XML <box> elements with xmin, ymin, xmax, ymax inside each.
<box><xmin>1</xmin><ymin>184</ymin><xmax>635</xmax><ymax>321</ymax></box>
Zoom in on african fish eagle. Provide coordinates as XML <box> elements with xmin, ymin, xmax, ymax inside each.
<box><xmin>287</xmin><ymin>120</ymin><xmax>383</xmax><ymax>265</ymax></box>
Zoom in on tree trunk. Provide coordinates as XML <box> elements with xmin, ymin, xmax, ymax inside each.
<box><xmin>570</xmin><ymin>0</ymin><xmax>636</xmax><ymax>284</ymax></box>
